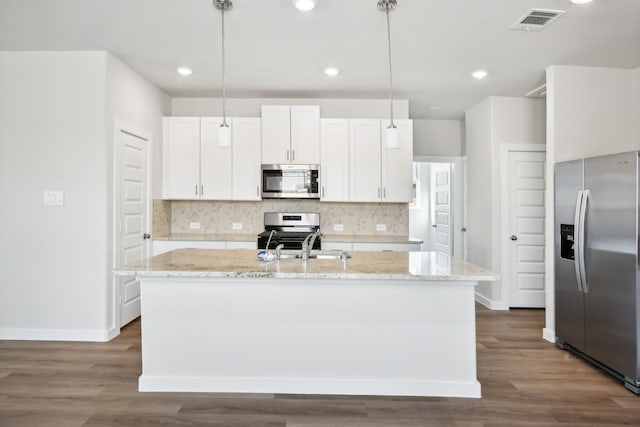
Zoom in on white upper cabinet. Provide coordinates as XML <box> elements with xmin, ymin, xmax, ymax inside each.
<box><xmin>201</xmin><ymin>117</ymin><xmax>232</xmax><ymax>200</ymax></box>
<box><xmin>233</xmin><ymin>117</ymin><xmax>262</xmax><ymax>200</ymax></box>
<box><xmin>261</xmin><ymin>105</ymin><xmax>320</xmax><ymax>165</ymax></box>
<box><xmin>381</xmin><ymin>119</ymin><xmax>413</xmax><ymax>202</ymax></box>
<box><xmin>162</xmin><ymin>116</ymin><xmax>261</xmax><ymax>200</ymax></box>
<box><xmin>347</xmin><ymin>119</ymin><xmax>413</xmax><ymax>203</ymax></box>
<box><xmin>349</xmin><ymin>119</ymin><xmax>382</xmax><ymax>202</ymax></box>
<box><xmin>162</xmin><ymin>117</ymin><xmax>200</xmax><ymax>199</ymax></box>
<box><xmin>320</xmin><ymin>119</ymin><xmax>350</xmax><ymax>201</ymax></box>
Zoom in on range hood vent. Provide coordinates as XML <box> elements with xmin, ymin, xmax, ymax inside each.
<box><xmin>510</xmin><ymin>9</ymin><xmax>565</xmax><ymax>31</ymax></box>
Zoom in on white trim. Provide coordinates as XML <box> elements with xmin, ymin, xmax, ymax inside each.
<box><xmin>475</xmin><ymin>291</ymin><xmax>509</xmax><ymax>310</ymax></box>
<box><xmin>499</xmin><ymin>144</ymin><xmax>546</xmax><ymax>309</ymax></box>
<box><xmin>542</xmin><ymin>328</ymin><xmax>556</xmax><ymax>343</ymax></box>
<box><xmin>139</xmin><ymin>376</ymin><xmax>481</xmax><ymax>398</ymax></box>
<box><xmin>0</xmin><ymin>327</ymin><xmax>119</xmax><ymax>342</ymax></box>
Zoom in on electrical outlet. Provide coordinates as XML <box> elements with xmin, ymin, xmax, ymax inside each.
<box><xmin>376</xmin><ymin>224</ymin><xmax>387</xmax><ymax>232</ymax></box>
<box><xmin>333</xmin><ymin>224</ymin><xmax>344</xmax><ymax>232</ymax></box>
<box><xmin>43</xmin><ymin>190</ymin><xmax>64</xmax><ymax>206</ymax></box>
<box><xmin>190</xmin><ymin>222</ymin><xmax>201</xmax><ymax>230</ymax></box>
<box><xmin>232</xmin><ymin>222</ymin><xmax>243</xmax><ymax>230</ymax></box>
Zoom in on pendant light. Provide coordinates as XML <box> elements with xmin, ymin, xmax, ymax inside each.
<box><xmin>378</xmin><ymin>0</ymin><xmax>399</xmax><ymax>149</ymax></box>
<box><xmin>214</xmin><ymin>0</ymin><xmax>232</xmax><ymax>147</ymax></box>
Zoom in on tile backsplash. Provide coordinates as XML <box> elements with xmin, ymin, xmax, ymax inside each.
<box><xmin>154</xmin><ymin>200</ymin><xmax>408</xmax><ymax>236</ymax></box>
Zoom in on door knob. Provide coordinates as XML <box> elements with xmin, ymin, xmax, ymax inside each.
<box><xmin>432</xmin><ymin>224</ymin><xmax>437</xmax><ymax>228</ymax></box>
<box><xmin>510</xmin><ymin>235</ymin><xmax>518</xmax><ymax>241</ymax></box>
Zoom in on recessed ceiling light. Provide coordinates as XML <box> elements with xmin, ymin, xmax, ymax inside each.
<box><xmin>570</xmin><ymin>0</ymin><xmax>594</xmax><ymax>4</ymax></box>
<box><xmin>177</xmin><ymin>67</ymin><xmax>192</xmax><ymax>76</ymax></box>
<box><xmin>293</xmin><ymin>0</ymin><xmax>316</xmax><ymax>11</ymax></box>
<box><xmin>471</xmin><ymin>69</ymin><xmax>488</xmax><ymax>79</ymax></box>
<box><xmin>429</xmin><ymin>106</ymin><xmax>442</xmax><ymax>111</ymax></box>
<box><xmin>324</xmin><ymin>67</ymin><xmax>339</xmax><ymax>77</ymax></box>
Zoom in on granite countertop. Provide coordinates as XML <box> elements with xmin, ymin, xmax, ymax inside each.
<box><xmin>154</xmin><ymin>233</ymin><xmax>422</xmax><ymax>244</ymax></box>
<box><xmin>114</xmin><ymin>249</ymin><xmax>498</xmax><ymax>282</ymax></box>
<box><xmin>154</xmin><ymin>233</ymin><xmax>257</xmax><ymax>241</ymax></box>
<box><xmin>323</xmin><ymin>234</ymin><xmax>423</xmax><ymax>244</ymax></box>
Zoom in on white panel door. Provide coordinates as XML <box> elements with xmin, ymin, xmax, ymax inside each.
<box><xmin>233</xmin><ymin>117</ymin><xmax>262</xmax><ymax>200</ymax></box>
<box><xmin>290</xmin><ymin>105</ymin><xmax>320</xmax><ymax>164</ymax></box>
<box><xmin>116</xmin><ymin>125</ymin><xmax>149</xmax><ymax>327</ymax></box>
<box><xmin>200</xmin><ymin>117</ymin><xmax>232</xmax><ymax>200</ymax></box>
<box><xmin>162</xmin><ymin>117</ymin><xmax>199</xmax><ymax>199</ymax></box>
<box><xmin>261</xmin><ymin>105</ymin><xmax>291</xmax><ymax>164</ymax></box>
<box><xmin>431</xmin><ymin>164</ymin><xmax>452</xmax><ymax>256</ymax></box>
<box><xmin>508</xmin><ymin>151</ymin><xmax>546</xmax><ymax>308</ymax></box>
<box><xmin>320</xmin><ymin>119</ymin><xmax>350</xmax><ymax>201</ymax></box>
<box><xmin>381</xmin><ymin>119</ymin><xmax>413</xmax><ymax>202</ymax></box>
<box><xmin>349</xmin><ymin>119</ymin><xmax>381</xmax><ymax>202</ymax></box>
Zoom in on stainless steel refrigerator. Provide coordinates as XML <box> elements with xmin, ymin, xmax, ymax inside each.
<box><xmin>555</xmin><ymin>150</ymin><xmax>640</xmax><ymax>393</ymax></box>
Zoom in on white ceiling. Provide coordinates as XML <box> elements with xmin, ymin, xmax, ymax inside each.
<box><xmin>1</xmin><ymin>0</ymin><xmax>639</xmax><ymax>119</ymax></box>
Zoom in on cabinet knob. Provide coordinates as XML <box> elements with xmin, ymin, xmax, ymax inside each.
<box><xmin>143</xmin><ymin>233</ymin><xmax>151</xmax><ymax>240</ymax></box>
<box><xmin>511</xmin><ymin>235</ymin><xmax>518</xmax><ymax>241</ymax></box>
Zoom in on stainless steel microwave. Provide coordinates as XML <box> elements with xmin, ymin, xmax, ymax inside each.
<box><xmin>261</xmin><ymin>164</ymin><xmax>320</xmax><ymax>199</ymax></box>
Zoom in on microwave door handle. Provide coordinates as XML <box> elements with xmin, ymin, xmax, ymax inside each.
<box><xmin>573</xmin><ymin>191</ymin><xmax>584</xmax><ymax>293</ymax></box>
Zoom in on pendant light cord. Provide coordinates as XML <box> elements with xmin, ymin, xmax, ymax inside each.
<box><xmin>221</xmin><ymin>6</ymin><xmax>227</xmax><ymax>127</ymax></box>
<box><xmin>385</xmin><ymin>4</ymin><xmax>395</xmax><ymax>128</ymax></box>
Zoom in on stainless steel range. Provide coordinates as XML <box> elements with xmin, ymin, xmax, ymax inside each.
<box><xmin>257</xmin><ymin>212</ymin><xmax>321</xmax><ymax>250</ymax></box>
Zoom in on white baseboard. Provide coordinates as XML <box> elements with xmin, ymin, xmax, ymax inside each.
<box><xmin>475</xmin><ymin>292</ymin><xmax>509</xmax><ymax>310</ymax></box>
<box><xmin>139</xmin><ymin>375</ymin><xmax>482</xmax><ymax>399</ymax></box>
<box><xmin>0</xmin><ymin>327</ymin><xmax>120</xmax><ymax>342</ymax></box>
<box><xmin>542</xmin><ymin>328</ymin><xmax>556</xmax><ymax>343</ymax></box>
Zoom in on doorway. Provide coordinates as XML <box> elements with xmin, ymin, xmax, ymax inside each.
<box><xmin>409</xmin><ymin>158</ymin><xmax>463</xmax><ymax>258</ymax></box>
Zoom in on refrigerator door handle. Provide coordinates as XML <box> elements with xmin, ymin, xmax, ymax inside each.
<box><xmin>578</xmin><ymin>189</ymin><xmax>590</xmax><ymax>293</ymax></box>
<box><xmin>574</xmin><ymin>190</ymin><xmax>584</xmax><ymax>293</ymax></box>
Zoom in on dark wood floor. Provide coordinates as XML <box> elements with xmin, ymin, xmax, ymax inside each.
<box><xmin>1</xmin><ymin>305</ymin><xmax>639</xmax><ymax>426</ymax></box>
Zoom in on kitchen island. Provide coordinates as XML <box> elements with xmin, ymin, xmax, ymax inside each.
<box><xmin>114</xmin><ymin>249</ymin><xmax>498</xmax><ymax>398</ymax></box>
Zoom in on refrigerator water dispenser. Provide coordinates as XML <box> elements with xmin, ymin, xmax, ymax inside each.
<box><xmin>560</xmin><ymin>224</ymin><xmax>575</xmax><ymax>260</ymax></box>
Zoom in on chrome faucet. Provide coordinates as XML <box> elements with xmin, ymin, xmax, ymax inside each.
<box><xmin>301</xmin><ymin>231</ymin><xmax>323</xmax><ymax>260</ymax></box>
<box><xmin>275</xmin><ymin>244</ymin><xmax>284</xmax><ymax>259</ymax></box>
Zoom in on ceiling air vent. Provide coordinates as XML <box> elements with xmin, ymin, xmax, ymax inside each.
<box><xmin>510</xmin><ymin>9</ymin><xmax>565</xmax><ymax>31</ymax></box>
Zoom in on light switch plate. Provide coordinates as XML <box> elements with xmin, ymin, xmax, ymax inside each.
<box><xmin>44</xmin><ymin>191</ymin><xmax>64</xmax><ymax>206</ymax></box>
<box><xmin>376</xmin><ymin>224</ymin><xmax>387</xmax><ymax>232</ymax></box>
<box><xmin>232</xmin><ymin>222</ymin><xmax>243</xmax><ymax>230</ymax></box>
<box><xmin>333</xmin><ymin>224</ymin><xmax>344</xmax><ymax>232</ymax></box>
<box><xmin>190</xmin><ymin>222</ymin><xmax>201</xmax><ymax>230</ymax></box>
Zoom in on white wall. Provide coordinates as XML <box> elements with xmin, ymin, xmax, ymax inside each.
<box><xmin>0</xmin><ymin>52</ymin><xmax>110</xmax><ymax>339</ymax></box>
<box><xmin>465</xmin><ymin>96</ymin><xmax>546</xmax><ymax>309</ymax></box>
<box><xmin>106</xmin><ymin>55</ymin><xmax>171</xmax><ymax>200</ymax></box>
<box><xmin>413</xmin><ymin>119</ymin><xmax>463</xmax><ymax>157</ymax></box>
<box><xmin>544</xmin><ymin>65</ymin><xmax>638</xmax><ymax>340</ymax></box>
<box><xmin>0</xmin><ymin>51</ymin><xmax>168</xmax><ymax>341</ymax></box>
<box><xmin>172</xmin><ymin>98</ymin><xmax>409</xmax><ymax>119</ymax></box>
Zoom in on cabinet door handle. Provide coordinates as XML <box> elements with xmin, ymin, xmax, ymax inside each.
<box><xmin>286</xmin><ymin>150</ymin><xmax>290</xmax><ymax>161</ymax></box>
<box><xmin>200</xmin><ymin>184</ymin><xmax>203</xmax><ymax>196</ymax></box>
<box><xmin>292</xmin><ymin>149</ymin><xmax>295</xmax><ymax>161</ymax></box>
<box><xmin>257</xmin><ymin>185</ymin><xmax>260</xmax><ymax>197</ymax></box>
<box><xmin>195</xmin><ymin>185</ymin><xmax>198</xmax><ymax>196</ymax></box>
<box><xmin>322</xmin><ymin>186</ymin><xmax>325</xmax><ymax>198</ymax></box>
<box><xmin>383</xmin><ymin>188</ymin><xmax>387</xmax><ymax>198</ymax></box>
<box><xmin>378</xmin><ymin>187</ymin><xmax>381</xmax><ymax>198</ymax></box>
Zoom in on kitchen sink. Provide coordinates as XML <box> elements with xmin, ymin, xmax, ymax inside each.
<box><xmin>274</xmin><ymin>250</ymin><xmax>351</xmax><ymax>260</ymax></box>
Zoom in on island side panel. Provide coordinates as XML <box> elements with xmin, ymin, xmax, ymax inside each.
<box><xmin>138</xmin><ymin>277</ymin><xmax>480</xmax><ymax>398</ymax></box>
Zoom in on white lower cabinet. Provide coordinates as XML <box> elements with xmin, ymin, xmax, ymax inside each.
<box><xmin>153</xmin><ymin>240</ymin><xmax>256</xmax><ymax>255</ymax></box>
